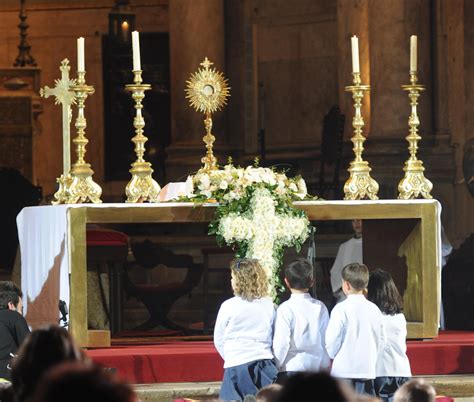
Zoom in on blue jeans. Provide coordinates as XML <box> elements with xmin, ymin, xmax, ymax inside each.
<box><xmin>219</xmin><ymin>359</ymin><xmax>278</xmax><ymax>401</ymax></box>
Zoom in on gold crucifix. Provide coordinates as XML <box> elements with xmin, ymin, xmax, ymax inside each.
<box><xmin>40</xmin><ymin>59</ymin><xmax>77</xmax><ymax>204</ymax></box>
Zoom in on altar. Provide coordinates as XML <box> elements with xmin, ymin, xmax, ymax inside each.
<box><xmin>17</xmin><ymin>199</ymin><xmax>441</xmax><ymax>347</ymax></box>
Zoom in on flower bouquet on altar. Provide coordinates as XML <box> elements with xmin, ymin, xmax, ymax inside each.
<box><xmin>181</xmin><ymin>159</ymin><xmax>313</xmax><ymax>297</ymax></box>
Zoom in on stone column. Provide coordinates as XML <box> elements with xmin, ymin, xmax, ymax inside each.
<box><xmin>369</xmin><ymin>0</ymin><xmax>432</xmax><ymax>138</ymax></box>
<box><xmin>167</xmin><ymin>0</ymin><xmax>226</xmax><ymax>181</ymax></box>
<box><xmin>364</xmin><ymin>0</ymin><xmax>434</xmax><ymax>198</ymax></box>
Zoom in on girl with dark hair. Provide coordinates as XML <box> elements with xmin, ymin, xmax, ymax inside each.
<box><xmin>367</xmin><ymin>269</ymin><xmax>412</xmax><ymax>402</ymax></box>
<box><xmin>11</xmin><ymin>325</ymin><xmax>88</xmax><ymax>402</ymax></box>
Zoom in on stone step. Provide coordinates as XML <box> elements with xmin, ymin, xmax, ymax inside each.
<box><xmin>133</xmin><ymin>375</ymin><xmax>474</xmax><ymax>402</ymax></box>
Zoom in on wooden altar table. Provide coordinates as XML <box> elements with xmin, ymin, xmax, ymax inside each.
<box><xmin>17</xmin><ymin>200</ymin><xmax>441</xmax><ymax>347</ymax></box>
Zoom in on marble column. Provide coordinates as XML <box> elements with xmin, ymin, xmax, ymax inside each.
<box><xmin>167</xmin><ymin>0</ymin><xmax>226</xmax><ymax>181</ymax></box>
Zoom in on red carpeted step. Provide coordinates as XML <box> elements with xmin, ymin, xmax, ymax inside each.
<box><xmin>87</xmin><ymin>341</ymin><xmax>224</xmax><ymax>384</ymax></box>
<box><xmin>86</xmin><ymin>331</ymin><xmax>474</xmax><ymax>384</ymax></box>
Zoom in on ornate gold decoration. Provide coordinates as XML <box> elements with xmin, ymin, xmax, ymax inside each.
<box><xmin>68</xmin><ymin>71</ymin><xmax>102</xmax><ymax>204</ymax></box>
<box><xmin>398</xmin><ymin>72</ymin><xmax>433</xmax><ymax>199</ymax></box>
<box><xmin>344</xmin><ymin>73</ymin><xmax>379</xmax><ymax>200</ymax></box>
<box><xmin>40</xmin><ymin>59</ymin><xmax>77</xmax><ymax>204</ymax></box>
<box><xmin>124</xmin><ymin>70</ymin><xmax>161</xmax><ymax>203</ymax></box>
<box><xmin>185</xmin><ymin>57</ymin><xmax>230</xmax><ymax>172</ymax></box>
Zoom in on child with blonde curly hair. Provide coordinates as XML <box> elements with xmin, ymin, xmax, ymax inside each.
<box><xmin>214</xmin><ymin>259</ymin><xmax>277</xmax><ymax>401</ymax></box>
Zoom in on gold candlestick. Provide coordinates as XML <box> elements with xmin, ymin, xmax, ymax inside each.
<box><xmin>186</xmin><ymin>57</ymin><xmax>230</xmax><ymax>173</ymax></box>
<box><xmin>398</xmin><ymin>72</ymin><xmax>432</xmax><ymax>199</ymax></box>
<box><xmin>124</xmin><ymin>70</ymin><xmax>161</xmax><ymax>203</ymax></box>
<box><xmin>68</xmin><ymin>71</ymin><xmax>102</xmax><ymax>204</ymax></box>
<box><xmin>344</xmin><ymin>72</ymin><xmax>379</xmax><ymax>200</ymax></box>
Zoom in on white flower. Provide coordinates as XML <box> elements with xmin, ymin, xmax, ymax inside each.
<box><xmin>219</xmin><ymin>180</ymin><xmax>228</xmax><ymax>190</ymax></box>
<box><xmin>289</xmin><ymin>182</ymin><xmax>298</xmax><ymax>192</ymax></box>
<box><xmin>198</xmin><ymin>173</ymin><xmax>211</xmax><ymax>190</ymax></box>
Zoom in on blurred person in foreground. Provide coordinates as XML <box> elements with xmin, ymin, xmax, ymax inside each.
<box><xmin>393</xmin><ymin>379</ymin><xmax>436</xmax><ymax>402</ymax></box>
<box><xmin>11</xmin><ymin>325</ymin><xmax>88</xmax><ymax>402</ymax></box>
<box><xmin>32</xmin><ymin>362</ymin><xmax>137</xmax><ymax>402</ymax></box>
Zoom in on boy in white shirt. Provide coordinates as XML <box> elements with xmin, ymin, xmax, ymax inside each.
<box><xmin>273</xmin><ymin>259</ymin><xmax>330</xmax><ymax>383</ymax></box>
<box><xmin>325</xmin><ymin>263</ymin><xmax>385</xmax><ymax>395</ymax></box>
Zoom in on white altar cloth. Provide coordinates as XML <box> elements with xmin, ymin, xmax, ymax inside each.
<box><xmin>16</xmin><ymin>200</ymin><xmax>441</xmax><ymax>324</ymax></box>
<box><xmin>17</xmin><ymin>202</ymin><xmax>190</xmax><ymax>317</ymax></box>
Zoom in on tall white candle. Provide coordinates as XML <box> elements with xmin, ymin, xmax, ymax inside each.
<box><xmin>351</xmin><ymin>35</ymin><xmax>360</xmax><ymax>73</ymax></box>
<box><xmin>410</xmin><ymin>35</ymin><xmax>417</xmax><ymax>71</ymax></box>
<box><xmin>132</xmin><ymin>31</ymin><xmax>141</xmax><ymax>71</ymax></box>
<box><xmin>77</xmin><ymin>37</ymin><xmax>85</xmax><ymax>72</ymax></box>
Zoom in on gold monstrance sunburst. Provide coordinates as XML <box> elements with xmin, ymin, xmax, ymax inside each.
<box><xmin>185</xmin><ymin>57</ymin><xmax>230</xmax><ymax>172</ymax></box>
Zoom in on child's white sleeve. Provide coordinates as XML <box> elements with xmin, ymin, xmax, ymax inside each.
<box><xmin>213</xmin><ymin>302</ymin><xmax>229</xmax><ymax>359</ymax></box>
<box><xmin>325</xmin><ymin>305</ymin><xmax>344</xmax><ymax>359</ymax></box>
<box><xmin>319</xmin><ymin>305</ymin><xmax>332</xmax><ymax>370</ymax></box>
<box><xmin>272</xmin><ymin>306</ymin><xmax>291</xmax><ymax>369</ymax></box>
<box><xmin>378</xmin><ymin>311</ymin><xmax>387</xmax><ymax>355</ymax></box>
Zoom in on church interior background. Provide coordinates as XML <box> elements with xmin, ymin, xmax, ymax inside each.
<box><xmin>0</xmin><ymin>0</ymin><xmax>473</xmax><ymax>335</ymax></box>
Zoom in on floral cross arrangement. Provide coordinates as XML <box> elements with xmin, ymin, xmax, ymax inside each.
<box><xmin>183</xmin><ymin>159</ymin><xmax>312</xmax><ymax>298</ymax></box>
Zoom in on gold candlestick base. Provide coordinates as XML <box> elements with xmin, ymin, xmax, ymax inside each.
<box><xmin>398</xmin><ymin>160</ymin><xmax>433</xmax><ymax>199</ymax></box>
<box><xmin>125</xmin><ymin>162</ymin><xmax>161</xmax><ymax>203</ymax></box>
<box><xmin>124</xmin><ymin>70</ymin><xmax>160</xmax><ymax>203</ymax></box>
<box><xmin>398</xmin><ymin>72</ymin><xmax>432</xmax><ymax>200</ymax></box>
<box><xmin>69</xmin><ymin>70</ymin><xmax>102</xmax><ymax>204</ymax></box>
<box><xmin>344</xmin><ymin>161</ymin><xmax>380</xmax><ymax>200</ymax></box>
<box><xmin>344</xmin><ymin>72</ymin><xmax>379</xmax><ymax>200</ymax></box>
<box><xmin>69</xmin><ymin>164</ymin><xmax>103</xmax><ymax>204</ymax></box>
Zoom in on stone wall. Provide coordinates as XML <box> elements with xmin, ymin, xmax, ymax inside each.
<box><xmin>0</xmin><ymin>0</ymin><xmax>168</xmax><ymax>197</ymax></box>
<box><xmin>0</xmin><ymin>0</ymin><xmax>472</xmax><ymax>245</ymax></box>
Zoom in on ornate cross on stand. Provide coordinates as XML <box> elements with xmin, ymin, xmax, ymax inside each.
<box><xmin>40</xmin><ymin>59</ymin><xmax>76</xmax><ymax>204</ymax></box>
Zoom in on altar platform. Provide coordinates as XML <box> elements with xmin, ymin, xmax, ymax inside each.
<box><xmin>17</xmin><ymin>199</ymin><xmax>441</xmax><ymax>346</ymax></box>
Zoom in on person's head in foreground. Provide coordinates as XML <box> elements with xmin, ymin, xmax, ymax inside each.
<box><xmin>275</xmin><ymin>372</ymin><xmax>347</xmax><ymax>402</ymax></box>
<box><xmin>393</xmin><ymin>378</ymin><xmax>436</xmax><ymax>402</ymax></box>
<box><xmin>367</xmin><ymin>268</ymin><xmax>404</xmax><ymax>315</ymax></box>
<box><xmin>285</xmin><ymin>259</ymin><xmax>313</xmax><ymax>292</ymax></box>
<box><xmin>0</xmin><ymin>281</ymin><xmax>24</xmax><ymax>314</ymax></box>
<box><xmin>11</xmin><ymin>325</ymin><xmax>87</xmax><ymax>402</ymax></box>
<box><xmin>32</xmin><ymin>362</ymin><xmax>137</xmax><ymax>402</ymax></box>
<box><xmin>256</xmin><ymin>383</ymin><xmax>282</xmax><ymax>402</ymax></box>
<box><xmin>342</xmin><ymin>263</ymin><xmax>369</xmax><ymax>296</ymax></box>
<box><xmin>230</xmin><ymin>258</ymin><xmax>268</xmax><ymax>301</ymax></box>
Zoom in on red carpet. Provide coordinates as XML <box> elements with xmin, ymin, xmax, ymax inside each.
<box><xmin>86</xmin><ymin>331</ymin><xmax>474</xmax><ymax>384</ymax></box>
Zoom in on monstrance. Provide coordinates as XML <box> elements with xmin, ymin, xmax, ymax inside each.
<box><xmin>185</xmin><ymin>57</ymin><xmax>230</xmax><ymax>172</ymax></box>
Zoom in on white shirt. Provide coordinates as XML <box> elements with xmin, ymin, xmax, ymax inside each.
<box><xmin>330</xmin><ymin>237</ymin><xmax>363</xmax><ymax>293</ymax></box>
<box><xmin>272</xmin><ymin>293</ymin><xmax>331</xmax><ymax>372</ymax></box>
<box><xmin>214</xmin><ymin>296</ymin><xmax>275</xmax><ymax>368</ymax></box>
<box><xmin>325</xmin><ymin>294</ymin><xmax>385</xmax><ymax>379</ymax></box>
<box><xmin>376</xmin><ymin>313</ymin><xmax>412</xmax><ymax>377</ymax></box>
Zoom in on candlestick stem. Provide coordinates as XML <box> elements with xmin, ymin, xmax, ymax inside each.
<box><xmin>68</xmin><ymin>71</ymin><xmax>102</xmax><ymax>203</ymax></box>
<box><xmin>343</xmin><ymin>72</ymin><xmax>379</xmax><ymax>200</ymax></box>
<box><xmin>398</xmin><ymin>71</ymin><xmax>432</xmax><ymax>199</ymax></box>
<box><xmin>124</xmin><ymin>70</ymin><xmax>161</xmax><ymax>203</ymax></box>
